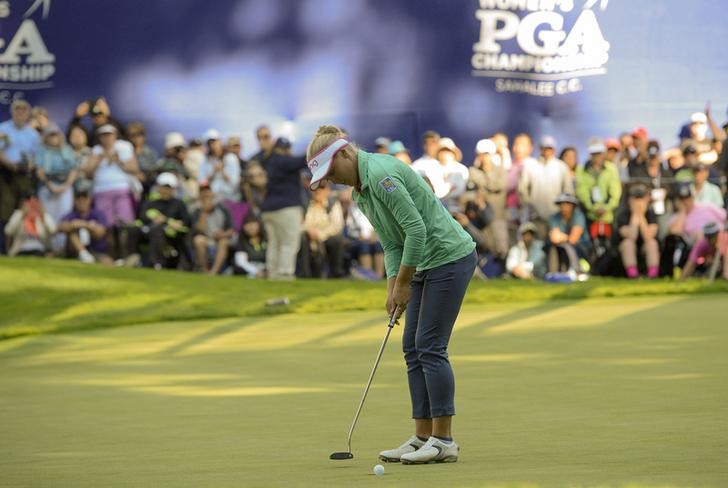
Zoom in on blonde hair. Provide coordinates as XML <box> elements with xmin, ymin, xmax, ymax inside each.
<box><xmin>306</xmin><ymin>125</ymin><xmax>357</xmax><ymax>161</ymax></box>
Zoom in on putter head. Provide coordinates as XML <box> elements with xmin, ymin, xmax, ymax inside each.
<box><xmin>330</xmin><ymin>451</ymin><xmax>354</xmax><ymax>460</ymax></box>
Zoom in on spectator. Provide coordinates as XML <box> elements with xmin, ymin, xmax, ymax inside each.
<box><xmin>627</xmin><ymin>126</ymin><xmax>649</xmax><ymax>175</ymax></box>
<box><xmin>664</xmin><ymin>183</ymin><xmax>727</xmax><ymax>277</ymax></box>
<box><xmin>669</xmin><ymin>183</ymin><xmax>726</xmax><ymax>243</ymax></box>
<box><xmin>0</xmin><ymin>99</ymin><xmax>40</xmax><ymax>253</ymax></box>
<box><xmin>4</xmin><ymin>194</ymin><xmax>55</xmax><ymax>257</ymax></box>
<box><xmin>198</xmin><ymin>129</ymin><xmax>240</xmax><ymax>202</ymax></box>
<box><xmin>615</xmin><ymin>184</ymin><xmax>660</xmax><ymax>279</ymax></box>
<box><xmin>490</xmin><ymin>132</ymin><xmax>512</xmax><ymax>170</ymax></box>
<box><xmin>452</xmin><ymin>199</ymin><xmax>493</xmax><ymax>262</ymax></box>
<box><xmin>519</xmin><ymin>135</ymin><xmax>572</xmax><ymax>238</ymax></box>
<box><xmin>298</xmin><ymin>182</ymin><xmax>345</xmax><ymax>278</ymax></box>
<box><xmin>506</xmin><ymin>222</ymin><xmax>546</xmax><ymax>279</ymax></box>
<box><xmin>605</xmin><ymin>138</ymin><xmax>627</xmax><ymax>182</ymax></box>
<box><xmin>127</xmin><ymin>122</ymin><xmax>159</xmax><ymax>190</ymax></box>
<box><xmin>83</xmin><ymin>124</ymin><xmax>139</xmax><ymax>257</ymax></box>
<box><xmin>680</xmin><ymin>112</ymin><xmax>713</xmax><ymax>158</ymax></box>
<box><xmin>67</xmin><ymin>124</ymin><xmax>91</xmax><ymax>168</ymax></box>
<box><xmin>693</xmin><ymin>163</ymin><xmax>723</xmax><ymax>208</ymax></box>
<box><xmin>546</xmin><ymin>193</ymin><xmax>591</xmax><ymax>275</ymax></box>
<box><xmin>388</xmin><ymin>140</ymin><xmax>411</xmax><ymax>165</ymax></box>
<box><xmin>412</xmin><ymin>131</ymin><xmax>440</xmax><ymax>165</ymax></box>
<box><xmin>29</xmin><ymin>106</ymin><xmax>51</xmax><ymax>134</ymax></box>
<box><xmin>680</xmin><ymin>221</ymin><xmax>728</xmax><ymax>281</ymax></box>
<box><xmin>69</xmin><ymin>97</ymin><xmax>125</xmax><ymax>146</ymax></box>
<box><xmin>435</xmin><ymin>137</ymin><xmax>469</xmax><ymax>210</ymax></box>
<box><xmin>191</xmin><ymin>184</ymin><xmax>234</xmax><ymax>275</ymax></box>
<box><xmin>507</xmin><ymin>133</ymin><xmax>535</xmax><ymax>231</ymax></box>
<box><xmin>677</xmin><ymin>145</ymin><xmax>700</xmax><ymax>182</ymax></box>
<box><xmin>234</xmin><ymin>213</ymin><xmax>267</xmax><ymax>277</ymax></box>
<box><xmin>374</xmin><ymin>136</ymin><xmax>392</xmax><ymax>154</ymax></box>
<box><xmin>469</xmin><ymin>138</ymin><xmax>508</xmax><ymax>258</ymax></box>
<box><xmin>57</xmin><ymin>181</ymin><xmax>111</xmax><ymax>264</ymax></box>
<box><xmin>411</xmin><ymin>130</ymin><xmax>441</xmax><ymax>187</ymax></box>
<box><xmin>225</xmin><ymin>135</ymin><xmax>246</xmax><ymax>171</ymax></box>
<box><xmin>126</xmin><ymin>172</ymin><xmax>191</xmax><ymax>270</ymax></box>
<box><xmin>559</xmin><ymin>146</ymin><xmax>578</xmax><ymax>191</ymax></box>
<box><xmin>619</xmin><ymin>132</ymin><xmax>637</xmax><ymax>161</ymax></box>
<box><xmin>35</xmin><ymin>125</ymin><xmax>78</xmax><ymax>247</ymax></box>
<box><xmin>240</xmin><ymin>160</ymin><xmax>267</xmax><ymax>217</ymax></box>
<box><xmin>260</xmin><ymin>137</ymin><xmax>305</xmax><ymax>280</ymax></box>
<box><xmin>339</xmin><ymin>187</ymin><xmax>384</xmax><ymax>279</ymax></box>
<box><xmin>183</xmin><ymin>137</ymin><xmax>205</xmax><ymax>190</ymax></box>
<box><xmin>575</xmin><ymin>137</ymin><xmax>622</xmax><ymax>268</ymax></box>
<box><xmin>156</xmin><ymin>132</ymin><xmax>191</xmax><ymax>200</ymax></box>
<box><xmin>249</xmin><ymin>125</ymin><xmax>274</xmax><ymax>166</ymax></box>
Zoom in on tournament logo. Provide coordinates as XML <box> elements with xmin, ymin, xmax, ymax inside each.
<box><xmin>379</xmin><ymin>176</ymin><xmax>398</xmax><ymax>193</ymax></box>
<box><xmin>0</xmin><ymin>0</ymin><xmax>55</xmax><ymax>104</ymax></box>
<box><xmin>471</xmin><ymin>0</ymin><xmax>610</xmax><ymax>97</ymax></box>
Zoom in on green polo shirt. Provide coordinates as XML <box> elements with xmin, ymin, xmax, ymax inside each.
<box><xmin>352</xmin><ymin>150</ymin><xmax>475</xmax><ymax>279</ymax></box>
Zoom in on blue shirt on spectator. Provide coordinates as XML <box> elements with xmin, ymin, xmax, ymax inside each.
<box><xmin>0</xmin><ymin>120</ymin><xmax>40</xmax><ymax>164</ymax></box>
<box><xmin>548</xmin><ymin>207</ymin><xmax>591</xmax><ymax>249</ymax></box>
<box><xmin>37</xmin><ymin>145</ymin><xmax>77</xmax><ymax>183</ymax></box>
<box><xmin>261</xmin><ymin>153</ymin><xmax>306</xmax><ymax>212</ymax></box>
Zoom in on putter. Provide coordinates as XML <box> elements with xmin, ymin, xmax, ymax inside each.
<box><xmin>330</xmin><ymin>310</ymin><xmax>400</xmax><ymax>460</ymax></box>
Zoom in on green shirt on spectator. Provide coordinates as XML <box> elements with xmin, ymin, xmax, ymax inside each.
<box><xmin>352</xmin><ymin>150</ymin><xmax>475</xmax><ymax>279</ymax></box>
<box><xmin>575</xmin><ymin>160</ymin><xmax>622</xmax><ymax>224</ymax></box>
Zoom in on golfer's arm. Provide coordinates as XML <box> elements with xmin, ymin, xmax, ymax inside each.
<box><xmin>394</xmin><ymin>265</ymin><xmax>416</xmax><ymax>290</ymax></box>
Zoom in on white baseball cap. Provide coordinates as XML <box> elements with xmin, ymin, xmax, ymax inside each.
<box><xmin>156</xmin><ymin>172</ymin><xmax>178</xmax><ymax>188</ymax></box>
<box><xmin>164</xmin><ymin>132</ymin><xmax>186</xmax><ymax>150</ymax></box>
<box><xmin>690</xmin><ymin>112</ymin><xmax>707</xmax><ymax>124</ymax></box>
<box><xmin>587</xmin><ymin>137</ymin><xmax>606</xmax><ymax>154</ymax></box>
<box><xmin>307</xmin><ymin>138</ymin><xmax>350</xmax><ymax>190</ymax></box>
<box><xmin>475</xmin><ymin>138</ymin><xmax>496</xmax><ymax>155</ymax></box>
<box><xmin>203</xmin><ymin>128</ymin><xmax>221</xmax><ymax>141</ymax></box>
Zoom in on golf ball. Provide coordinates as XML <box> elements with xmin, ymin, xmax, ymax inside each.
<box><xmin>373</xmin><ymin>464</ymin><xmax>385</xmax><ymax>476</ymax></box>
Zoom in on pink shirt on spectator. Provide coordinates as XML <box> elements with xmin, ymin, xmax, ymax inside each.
<box><xmin>670</xmin><ymin>203</ymin><xmax>726</xmax><ymax>237</ymax></box>
<box><xmin>688</xmin><ymin>231</ymin><xmax>727</xmax><ymax>264</ymax></box>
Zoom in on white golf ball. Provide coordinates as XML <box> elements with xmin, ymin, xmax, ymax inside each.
<box><xmin>373</xmin><ymin>464</ymin><xmax>385</xmax><ymax>476</ymax></box>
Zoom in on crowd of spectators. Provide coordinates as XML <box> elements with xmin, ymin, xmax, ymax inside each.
<box><xmin>1</xmin><ymin>96</ymin><xmax>727</xmax><ymax>282</ymax></box>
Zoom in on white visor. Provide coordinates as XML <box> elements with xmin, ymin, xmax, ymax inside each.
<box><xmin>307</xmin><ymin>138</ymin><xmax>350</xmax><ymax>190</ymax></box>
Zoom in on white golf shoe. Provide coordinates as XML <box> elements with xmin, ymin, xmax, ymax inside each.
<box><xmin>400</xmin><ymin>436</ymin><xmax>459</xmax><ymax>464</ymax></box>
<box><xmin>378</xmin><ymin>435</ymin><xmax>426</xmax><ymax>462</ymax></box>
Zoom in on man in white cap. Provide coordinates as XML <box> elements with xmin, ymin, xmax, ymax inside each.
<box><xmin>125</xmin><ymin>172</ymin><xmax>191</xmax><ymax>270</ymax></box>
<box><xmin>518</xmin><ymin>135</ymin><xmax>571</xmax><ymax>238</ymax></box>
<box><xmin>155</xmin><ymin>132</ymin><xmax>191</xmax><ymax>197</ymax></box>
<box><xmin>469</xmin><ymin>138</ymin><xmax>508</xmax><ymax>258</ymax></box>
<box><xmin>0</xmin><ymin>99</ymin><xmax>40</xmax><ymax>252</ymax></box>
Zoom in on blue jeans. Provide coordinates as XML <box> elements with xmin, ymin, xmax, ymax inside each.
<box><xmin>403</xmin><ymin>251</ymin><xmax>476</xmax><ymax>419</ymax></box>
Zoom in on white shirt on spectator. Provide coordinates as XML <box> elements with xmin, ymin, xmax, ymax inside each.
<box><xmin>345</xmin><ymin>204</ymin><xmax>375</xmax><ymax>241</ymax></box>
<box><xmin>198</xmin><ymin>153</ymin><xmax>240</xmax><ymax>201</ymax></box>
<box><xmin>91</xmin><ymin>140</ymin><xmax>135</xmax><ymax>193</ymax></box>
<box><xmin>411</xmin><ymin>156</ymin><xmax>469</xmax><ymax>200</ymax></box>
<box><xmin>518</xmin><ymin>156</ymin><xmax>571</xmax><ymax>220</ymax></box>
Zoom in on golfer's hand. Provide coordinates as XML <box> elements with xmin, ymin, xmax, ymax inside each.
<box><xmin>390</xmin><ymin>284</ymin><xmax>410</xmax><ymax>320</ymax></box>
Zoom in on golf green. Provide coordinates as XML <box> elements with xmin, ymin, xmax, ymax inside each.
<box><xmin>1</xmin><ymin>295</ymin><xmax>726</xmax><ymax>487</ymax></box>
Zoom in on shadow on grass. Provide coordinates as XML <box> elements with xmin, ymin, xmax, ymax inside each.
<box><xmin>160</xmin><ymin>316</ymin><xmax>262</xmax><ymax>356</ymax></box>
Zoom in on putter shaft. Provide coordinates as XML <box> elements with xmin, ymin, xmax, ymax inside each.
<box><xmin>344</xmin><ymin>313</ymin><xmax>398</xmax><ymax>454</ymax></box>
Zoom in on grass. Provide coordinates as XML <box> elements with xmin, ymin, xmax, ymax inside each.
<box><xmin>1</xmin><ymin>256</ymin><xmax>727</xmax><ymax>340</ymax></box>
<box><xmin>0</xmin><ymin>295</ymin><xmax>726</xmax><ymax>487</ymax></box>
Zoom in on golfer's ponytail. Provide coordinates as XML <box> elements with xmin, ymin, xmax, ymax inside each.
<box><xmin>307</xmin><ymin>125</ymin><xmax>357</xmax><ymax>161</ymax></box>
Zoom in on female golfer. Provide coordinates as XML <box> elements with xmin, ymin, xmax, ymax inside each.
<box><xmin>306</xmin><ymin>126</ymin><xmax>476</xmax><ymax>464</ymax></box>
